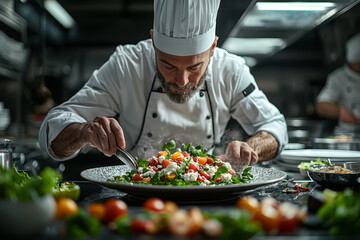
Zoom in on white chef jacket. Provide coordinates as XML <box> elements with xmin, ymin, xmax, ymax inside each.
<box><xmin>317</xmin><ymin>65</ymin><xmax>360</xmax><ymax>136</ymax></box>
<box><xmin>39</xmin><ymin>39</ymin><xmax>288</xmax><ymax>161</ymax></box>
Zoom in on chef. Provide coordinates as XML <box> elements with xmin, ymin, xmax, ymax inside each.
<box><xmin>316</xmin><ymin>33</ymin><xmax>360</xmax><ymax>138</ymax></box>
<box><xmin>38</xmin><ymin>0</ymin><xmax>288</xmax><ymax>166</ymax></box>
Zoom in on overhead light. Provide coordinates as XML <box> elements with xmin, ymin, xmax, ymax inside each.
<box><xmin>222</xmin><ymin>38</ymin><xmax>286</xmax><ymax>55</ymax></box>
<box><xmin>44</xmin><ymin>0</ymin><xmax>75</xmax><ymax>28</ymax></box>
<box><xmin>256</xmin><ymin>2</ymin><xmax>336</xmax><ymax>11</ymax></box>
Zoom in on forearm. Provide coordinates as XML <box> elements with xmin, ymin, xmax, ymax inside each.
<box><xmin>51</xmin><ymin>123</ymin><xmax>88</xmax><ymax>157</ymax></box>
<box><xmin>316</xmin><ymin>102</ymin><xmax>339</xmax><ymax>119</ymax></box>
<box><xmin>246</xmin><ymin>131</ymin><xmax>279</xmax><ymax>161</ymax></box>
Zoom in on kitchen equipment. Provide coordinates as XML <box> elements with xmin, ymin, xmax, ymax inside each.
<box><xmin>80</xmin><ymin>165</ymin><xmax>286</xmax><ymax>203</ymax></box>
<box><xmin>280</xmin><ymin>149</ymin><xmax>360</xmax><ymax>164</ymax></box>
<box><xmin>307</xmin><ymin>163</ymin><xmax>360</xmax><ymax>189</ymax></box>
<box><xmin>0</xmin><ymin>138</ymin><xmax>12</xmax><ymax>168</ymax></box>
<box><xmin>115</xmin><ymin>147</ymin><xmax>138</xmax><ymax>170</ymax></box>
<box><xmin>312</xmin><ymin>138</ymin><xmax>360</xmax><ymax>151</ymax></box>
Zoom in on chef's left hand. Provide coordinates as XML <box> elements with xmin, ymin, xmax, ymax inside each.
<box><xmin>217</xmin><ymin>141</ymin><xmax>259</xmax><ymax>166</ymax></box>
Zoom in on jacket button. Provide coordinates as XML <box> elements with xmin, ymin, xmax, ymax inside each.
<box><xmin>158</xmin><ymin>87</ymin><xmax>163</xmax><ymax>92</ymax></box>
<box><xmin>207</xmin><ymin>135</ymin><xmax>212</xmax><ymax>139</ymax></box>
<box><xmin>152</xmin><ymin>113</ymin><xmax>158</xmax><ymax>118</ymax></box>
<box><xmin>206</xmin><ymin>115</ymin><xmax>211</xmax><ymax>120</ymax></box>
<box><xmin>199</xmin><ymin>92</ymin><xmax>204</xmax><ymax>97</ymax></box>
<box><xmin>148</xmin><ymin>132</ymin><xmax>152</xmax><ymax>137</ymax></box>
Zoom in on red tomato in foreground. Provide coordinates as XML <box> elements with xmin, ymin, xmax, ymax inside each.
<box><xmin>143</xmin><ymin>197</ymin><xmax>165</xmax><ymax>212</ymax></box>
<box><xmin>131</xmin><ymin>218</ymin><xmax>156</xmax><ymax>234</ymax></box>
<box><xmin>104</xmin><ymin>199</ymin><xmax>128</xmax><ymax>222</ymax></box>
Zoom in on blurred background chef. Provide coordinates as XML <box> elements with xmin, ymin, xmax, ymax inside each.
<box><xmin>316</xmin><ymin>33</ymin><xmax>360</xmax><ymax>139</ymax></box>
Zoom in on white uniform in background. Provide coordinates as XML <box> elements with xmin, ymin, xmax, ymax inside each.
<box><xmin>317</xmin><ymin>65</ymin><xmax>360</xmax><ymax>136</ymax></box>
<box><xmin>39</xmin><ymin>0</ymin><xmax>288</xmax><ymax>160</ymax></box>
<box><xmin>317</xmin><ymin>32</ymin><xmax>360</xmax><ymax>137</ymax></box>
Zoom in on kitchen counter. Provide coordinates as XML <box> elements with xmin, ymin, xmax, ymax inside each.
<box><xmin>33</xmin><ymin>163</ymin><xmax>360</xmax><ymax>240</ymax></box>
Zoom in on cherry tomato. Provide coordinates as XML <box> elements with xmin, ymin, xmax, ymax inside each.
<box><xmin>279</xmin><ymin>215</ymin><xmax>298</xmax><ymax>232</ymax></box>
<box><xmin>104</xmin><ymin>199</ymin><xmax>128</xmax><ymax>222</ymax></box>
<box><xmin>167</xmin><ymin>173</ymin><xmax>176</xmax><ymax>180</ymax></box>
<box><xmin>229</xmin><ymin>169</ymin><xmax>236</xmax><ymax>176</ymax></box>
<box><xmin>200</xmin><ymin>171</ymin><xmax>210</xmax><ymax>180</ymax></box>
<box><xmin>172</xmin><ymin>152</ymin><xmax>184</xmax><ymax>161</ymax></box>
<box><xmin>143</xmin><ymin>177</ymin><xmax>151</xmax><ymax>183</ymax></box>
<box><xmin>157</xmin><ymin>151</ymin><xmax>168</xmax><ymax>158</ymax></box>
<box><xmin>182</xmin><ymin>152</ymin><xmax>190</xmax><ymax>157</ymax></box>
<box><xmin>236</xmin><ymin>196</ymin><xmax>260</xmax><ymax>213</ymax></box>
<box><xmin>132</xmin><ymin>174</ymin><xmax>143</xmax><ymax>182</ymax></box>
<box><xmin>186</xmin><ymin>169</ymin><xmax>195</xmax><ymax>174</ymax></box>
<box><xmin>215</xmin><ymin>162</ymin><xmax>224</xmax><ymax>167</ymax></box>
<box><xmin>87</xmin><ymin>202</ymin><xmax>106</xmax><ymax>221</ymax></box>
<box><xmin>164</xmin><ymin>200</ymin><xmax>178</xmax><ymax>214</ymax></box>
<box><xmin>189</xmin><ymin>163</ymin><xmax>198</xmax><ymax>172</ymax></box>
<box><xmin>148</xmin><ymin>157</ymin><xmax>159</xmax><ymax>166</ymax></box>
<box><xmin>214</xmin><ymin>176</ymin><xmax>222</xmax><ymax>182</ymax></box>
<box><xmin>197</xmin><ymin>176</ymin><xmax>205</xmax><ymax>182</ymax></box>
<box><xmin>131</xmin><ymin>218</ymin><xmax>156</xmax><ymax>234</ymax></box>
<box><xmin>55</xmin><ymin>197</ymin><xmax>78</xmax><ymax>219</ymax></box>
<box><xmin>198</xmin><ymin>157</ymin><xmax>207</xmax><ymax>165</ymax></box>
<box><xmin>253</xmin><ymin>204</ymin><xmax>280</xmax><ymax>233</ymax></box>
<box><xmin>206</xmin><ymin>158</ymin><xmax>215</xmax><ymax>165</ymax></box>
<box><xmin>143</xmin><ymin>197</ymin><xmax>165</xmax><ymax>212</ymax></box>
<box><xmin>162</xmin><ymin>159</ymin><xmax>171</xmax><ymax>168</ymax></box>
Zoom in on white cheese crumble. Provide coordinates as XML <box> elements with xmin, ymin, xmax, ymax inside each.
<box><xmin>143</xmin><ymin>168</ymin><xmax>156</xmax><ymax>178</ymax></box>
<box><xmin>158</xmin><ymin>155</ymin><xmax>165</xmax><ymax>163</ymax></box>
<box><xmin>162</xmin><ymin>162</ymin><xmax>179</xmax><ymax>175</ymax></box>
<box><xmin>207</xmin><ymin>166</ymin><xmax>218</xmax><ymax>178</ymax></box>
<box><xmin>221</xmin><ymin>173</ymin><xmax>232</xmax><ymax>182</ymax></box>
<box><xmin>223</xmin><ymin>162</ymin><xmax>232</xmax><ymax>171</ymax></box>
<box><xmin>183</xmin><ymin>172</ymin><xmax>199</xmax><ymax>182</ymax></box>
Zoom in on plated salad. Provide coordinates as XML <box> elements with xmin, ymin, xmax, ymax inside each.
<box><xmin>107</xmin><ymin>140</ymin><xmax>253</xmax><ymax>186</ymax></box>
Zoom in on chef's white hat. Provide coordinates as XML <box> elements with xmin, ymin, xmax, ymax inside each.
<box><xmin>153</xmin><ymin>0</ymin><xmax>221</xmax><ymax>56</ymax></box>
<box><xmin>346</xmin><ymin>33</ymin><xmax>360</xmax><ymax>62</ymax></box>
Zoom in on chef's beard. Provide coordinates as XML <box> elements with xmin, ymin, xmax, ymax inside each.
<box><xmin>156</xmin><ymin>66</ymin><xmax>207</xmax><ymax>104</ymax></box>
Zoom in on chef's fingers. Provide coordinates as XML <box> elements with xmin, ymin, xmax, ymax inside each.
<box><xmin>249</xmin><ymin>151</ymin><xmax>259</xmax><ymax>165</ymax></box>
<box><xmin>240</xmin><ymin>145</ymin><xmax>252</xmax><ymax>166</ymax></box>
<box><xmin>99</xmin><ymin>117</ymin><xmax>117</xmax><ymax>155</ymax></box>
<box><xmin>110</xmin><ymin>118</ymin><xmax>126</xmax><ymax>149</ymax></box>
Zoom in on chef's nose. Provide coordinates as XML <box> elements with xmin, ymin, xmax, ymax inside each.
<box><xmin>176</xmin><ymin>70</ymin><xmax>189</xmax><ymax>87</ymax></box>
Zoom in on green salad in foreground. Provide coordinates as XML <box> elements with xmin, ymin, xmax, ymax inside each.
<box><xmin>108</xmin><ymin>140</ymin><xmax>253</xmax><ymax>186</ymax></box>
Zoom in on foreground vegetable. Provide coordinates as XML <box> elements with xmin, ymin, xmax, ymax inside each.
<box><xmin>0</xmin><ymin>166</ymin><xmax>61</xmax><ymax>201</ymax></box>
<box><xmin>108</xmin><ymin>140</ymin><xmax>253</xmax><ymax>185</ymax></box>
<box><xmin>52</xmin><ymin>182</ymin><xmax>81</xmax><ymax>201</ymax></box>
<box><xmin>236</xmin><ymin>196</ymin><xmax>307</xmax><ymax>233</ymax></box>
<box><xmin>317</xmin><ymin>189</ymin><xmax>360</xmax><ymax>235</ymax></box>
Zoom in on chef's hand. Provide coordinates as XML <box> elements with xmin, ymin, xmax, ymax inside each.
<box><xmin>81</xmin><ymin>116</ymin><xmax>126</xmax><ymax>156</ymax></box>
<box><xmin>339</xmin><ymin>106</ymin><xmax>359</xmax><ymax>124</ymax></box>
<box><xmin>217</xmin><ymin>141</ymin><xmax>259</xmax><ymax>166</ymax></box>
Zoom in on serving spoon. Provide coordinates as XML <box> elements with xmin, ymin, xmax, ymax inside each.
<box><xmin>115</xmin><ymin>147</ymin><xmax>139</xmax><ymax>170</ymax></box>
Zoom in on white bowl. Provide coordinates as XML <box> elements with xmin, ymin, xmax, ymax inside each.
<box><xmin>0</xmin><ymin>194</ymin><xmax>56</xmax><ymax>238</ymax></box>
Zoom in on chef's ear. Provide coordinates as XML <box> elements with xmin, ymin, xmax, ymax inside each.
<box><xmin>210</xmin><ymin>36</ymin><xmax>218</xmax><ymax>57</ymax></box>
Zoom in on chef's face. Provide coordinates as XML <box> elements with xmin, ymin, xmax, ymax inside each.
<box><xmin>151</xmin><ymin>30</ymin><xmax>218</xmax><ymax>103</ymax></box>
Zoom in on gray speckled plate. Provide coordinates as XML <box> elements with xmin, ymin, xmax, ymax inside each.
<box><xmin>80</xmin><ymin>165</ymin><xmax>286</xmax><ymax>202</ymax></box>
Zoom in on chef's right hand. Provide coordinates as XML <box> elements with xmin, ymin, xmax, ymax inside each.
<box><xmin>81</xmin><ymin>116</ymin><xmax>126</xmax><ymax>156</ymax></box>
<box><xmin>339</xmin><ymin>106</ymin><xmax>359</xmax><ymax>124</ymax></box>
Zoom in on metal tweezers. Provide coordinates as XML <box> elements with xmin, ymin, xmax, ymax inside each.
<box><xmin>115</xmin><ymin>147</ymin><xmax>139</xmax><ymax>170</ymax></box>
